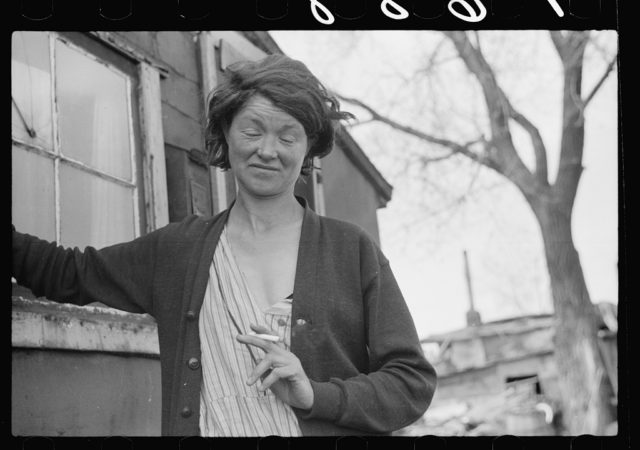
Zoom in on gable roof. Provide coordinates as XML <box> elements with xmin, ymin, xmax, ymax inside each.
<box><xmin>421</xmin><ymin>314</ymin><xmax>555</xmax><ymax>344</ymax></box>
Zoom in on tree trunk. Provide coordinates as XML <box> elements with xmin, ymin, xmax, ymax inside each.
<box><xmin>533</xmin><ymin>200</ymin><xmax>615</xmax><ymax>434</ymax></box>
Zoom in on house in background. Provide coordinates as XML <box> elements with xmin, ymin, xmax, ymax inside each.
<box><xmin>11</xmin><ymin>30</ymin><xmax>391</xmax><ymax>436</ymax></box>
<box><xmin>397</xmin><ymin>303</ymin><xmax>618</xmax><ymax>436</ymax></box>
<box><xmin>414</xmin><ymin>313</ymin><xmax>561</xmax><ymax>436</ymax></box>
<box><xmin>391</xmin><ymin>251</ymin><xmax>618</xmax><ymax>436</ymax></box>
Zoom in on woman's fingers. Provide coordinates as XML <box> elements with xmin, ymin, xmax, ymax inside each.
<box><xmin>259</xmin><ymin>366</ymin><xmax>287</xmax><ymax>391</ymax></box>
<box><xmin>249</xmin><ymin>323</ymin><xmax>272</xmax><ymax>334</ymax></box>
<box><xmin>247</xmin><ymin>357</ymin><xmax>274</xmax><ymax>385</ymax></box>
<box><xmin>236</xmin><ymin>333</ymin><xmax>276</xmax><ymax>352</ymax></box>
<box><xmin>248</xmin><ymin>323</ymin><xmax>282</xmax><ymax>343</ymax></box>
<box><xmin>259</xmin><ymin>364</ymin><xmax>301</xmax><ymax>390</ymax></box>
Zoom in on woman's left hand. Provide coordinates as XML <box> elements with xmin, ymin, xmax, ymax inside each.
<box><xmin>236</xmin><ymin>323</ymin><xmax>314</xmax><ymax>410</ymax></box>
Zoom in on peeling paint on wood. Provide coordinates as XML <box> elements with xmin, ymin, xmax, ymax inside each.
<box><xmin>12</xmin><ymin>297</ymin><xmax>159</xmax><ymax>355</ymax></box>
<box><xmin>139</xmin><ymin>62</ymin><xmax>169</xmax><ymax>231</ymax></box>
<box><xmin>90</xmin><ymin>31</ymin><xmax>170</xmax><ymax>78</ymax></box>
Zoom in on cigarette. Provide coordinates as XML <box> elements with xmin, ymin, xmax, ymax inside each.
<box><xmin>248</xmin><ymin>332</ymin><xmax>281</xmax><ymax>342</ymax></box>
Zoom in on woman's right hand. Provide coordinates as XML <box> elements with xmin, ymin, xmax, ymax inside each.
<box><xmin>236</xmin><ymin>323</ymin><xmax>314</xmax><ymax>410</ymax></box>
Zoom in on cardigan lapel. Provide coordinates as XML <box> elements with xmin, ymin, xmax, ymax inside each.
<box><xmin>290</xmin><ymin>198</ymin><xmax>322</xmax><ymax>361</ymax></box>
<box><xmin>185</xmin><ymin>207</ymin><xmax>231</xmax><ymax>317</ymax></box>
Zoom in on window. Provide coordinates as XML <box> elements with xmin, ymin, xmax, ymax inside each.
<box><xmin>506</xmin><ymin>374</ymin><xmax>542</xmax><ymax>396</ymax></box>
<box><xmin>12</xmin><ymin>31</ymin><xmax>144</xmax><ymax>250</ymax></box>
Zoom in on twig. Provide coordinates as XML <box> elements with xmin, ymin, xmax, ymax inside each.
<box><xmin>583</xmin><ymin>53</ymin><xmax>618</xmax><ymax>108</ymax></box>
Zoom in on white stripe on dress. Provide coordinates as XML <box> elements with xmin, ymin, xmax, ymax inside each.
<box><xmin>198</xmin><ymin>226</ymin><xmax>302</xmax><ymax>437</ymax></box>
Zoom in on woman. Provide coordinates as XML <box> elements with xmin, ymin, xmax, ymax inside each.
<box><xmin>12</xmin><ymin>54</ymin><xmax>436</xmax><ymax>436</ymax></box>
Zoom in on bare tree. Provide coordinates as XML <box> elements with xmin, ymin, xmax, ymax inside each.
<box><xmin>337</xmin><ymin>31</ymin><xmax>618</xmax><ymax>434</ymax></box>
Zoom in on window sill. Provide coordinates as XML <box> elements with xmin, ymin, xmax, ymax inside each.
<box><xmin>11</xmin><ymin>296</ymin><xmax>159</xmax><ymax>356</ymax></box>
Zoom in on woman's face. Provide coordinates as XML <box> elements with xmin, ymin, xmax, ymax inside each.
<box><xmin>226</xmin><ymin>95</ymin><xmax>309</xmax><ymax>199</ymax></box>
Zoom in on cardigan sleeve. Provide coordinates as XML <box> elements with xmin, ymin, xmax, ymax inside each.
<box><xmin>295</xmin><ymin>258</ymin><xmax>437</xmax><ymax>433</ymax></box>
<box><xmin>12</xmin><ymin>224</ymin><xmax>167</xmax><ymax>315</ymax></box>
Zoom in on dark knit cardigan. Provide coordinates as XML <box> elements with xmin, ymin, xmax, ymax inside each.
<box><xmin>12</xmin><ymin>199</ymin><xmax>436</xmax><ymax>436</ymax></box>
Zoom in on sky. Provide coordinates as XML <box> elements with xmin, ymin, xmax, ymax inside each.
<box><xmin>270</xmin><ymin>30</ymin><xmax>619</xmax><ymax>338</ymax></box>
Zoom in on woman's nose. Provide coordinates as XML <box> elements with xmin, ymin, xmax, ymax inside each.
<box><xmin>256</xmin><ymin>136</ymin><xmax>278</xmax><ymax>159</ymax></box>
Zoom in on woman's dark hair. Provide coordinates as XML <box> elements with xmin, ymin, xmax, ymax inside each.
<box><xmin>205</xmin><ymin>54</ymin><xmax>354</xmax><ymax>176</ymax></box>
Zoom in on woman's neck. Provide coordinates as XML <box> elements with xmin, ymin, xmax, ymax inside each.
<box><xmin>229</xmin><ymin>191</ymin><xmax>304</xmax><ymax>235</ymax></box>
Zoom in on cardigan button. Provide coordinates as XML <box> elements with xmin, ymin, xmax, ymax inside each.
<box><xmin>187</xmin><ymin>358</ymin><xmax>200</xmax><ymax>370</ymax></box>
<box><xmin>186</xmin><ymin>310</ymin><xmax>197</xmax><ymax>321</ymax></box>
<box><xmin>295</xmin><ymin>318</ymin><xmax>307</xmax><ymax>326</ymax></box>
<box><xmin>180</xmin><ymin>407</ymin><xmax>192</xmax><ymax>418</ymax></box>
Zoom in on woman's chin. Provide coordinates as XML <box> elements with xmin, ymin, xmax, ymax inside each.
<box><xmin>235</xmin><ymin>177</ymin><xmax>297</xmax><ymax>199</ymax></box>
<box><xmin>239</xmin><ymin>185</ymin><xmax>291</xmax><ymax>200</ymax></box>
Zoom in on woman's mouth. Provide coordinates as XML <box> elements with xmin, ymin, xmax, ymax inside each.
<box><xmin>250</xmin><ymin>164</ymin><xmax>279</xmax><ymax>172</ymax></box>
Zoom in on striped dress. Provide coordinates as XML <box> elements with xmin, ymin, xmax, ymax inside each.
<box><xmin>197</xmin><ymin>226</ymin><xmax>302</xmax><ymax>437</ymax></box>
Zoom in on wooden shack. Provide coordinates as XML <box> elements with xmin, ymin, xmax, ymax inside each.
<box><xmin>11</xmin><ymin>30</ymin><xmax>392</xmax><ymax>436</ymax></box>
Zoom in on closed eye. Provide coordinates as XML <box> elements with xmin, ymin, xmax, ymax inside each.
<box><xmin>242</xmin><ymin>130</ymin><xmax>261</xmax><ymax>138</ymax></box>
<box><xmin>280</xmin><ymin>136</ymin><xmax>296</xmax><ymax>145</ymax></box>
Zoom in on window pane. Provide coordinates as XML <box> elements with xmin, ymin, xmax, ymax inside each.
<box><xmin>56</xmin><ymin>40</ymin><xmax>133</xmax><ymax>181</ymax></box>
<box><xmin>59</xmin><ymin>164</ymin><xmax>136</xmax><ymax>250</ymax></box>
<box><xmin>12</xmin><ymin>146</ymin><xmax>56</xmax><ymax>242</ymax></box>
<box><xmin>12</xmin><ymin>31</ymin><xmax>53</xmax><ymax>150</ymax></box>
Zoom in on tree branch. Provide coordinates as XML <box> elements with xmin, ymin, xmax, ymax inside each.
<box><xmin>583</xmin><ymin>52</ymin><xmax>617</xmax><ymax>108</ymax></box>
<box><xmin>443</xmin><ymin>31</ymin><xmax>544</xmax><ymax>197</ymax></box>
<box><xmin>335</xmin><ymin>93</ymin><xmax>491</xmax><ymax>167</ymax></box>
<box><xmin>550</xmin><ymin>31</ymin><xmax>590</xmax><ymax>210</ymax></box>
<box><xmin>506</xmin><ymin>104</ymin><xmax>549</xmax><ymax>185</ymax></box>
<box><xmin>420</xmin><ymin>36</ymin><xmax>449</xmax><ymax>76</ymax></box>
<box><xmin>443</xmin><ymin>31</ymin><xmax>511</xmax><ymax>137</ymax></box>
<box><xmin>420</xmin><ymin>152</ymin><xmax>459</xmax><ymax>165</ymax></box>
<box><xmin>345</xmin><ymin>118</ymin><xmax>377</xmax><ymax>128</ymax></box>
<box><xmin>551</xmin><ymin>31</ymin><xmax>589</xmax><ymax>68</ymax></box>
<box><xmin>549</xmin><ymin>31</ymin><xmax>567</xmax><ymax>56</ymax></box>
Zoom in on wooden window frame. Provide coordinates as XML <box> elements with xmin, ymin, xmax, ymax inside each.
<box><xmin>11</xmin><ymin>31</ymin><xmax>169</xmax><ymax>353</ymax></box>
<box><xmin>88</xmin><ymin>31</ymin><xmax>170</xmax><ymax>232</ymax></box>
